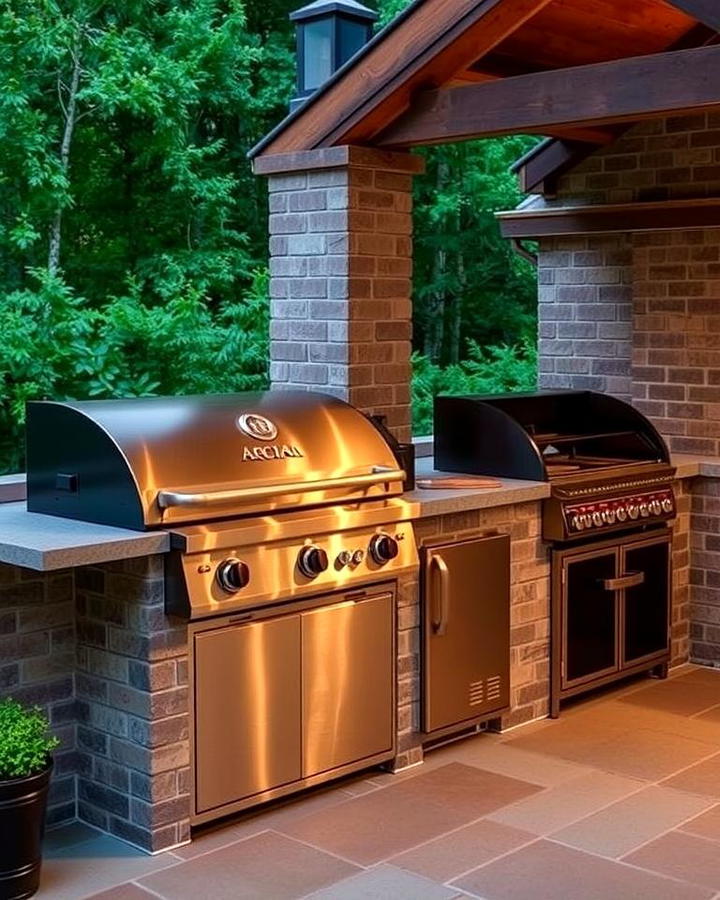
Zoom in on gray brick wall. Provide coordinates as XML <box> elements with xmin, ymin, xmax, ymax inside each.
<box><xmin>74</xmin><ymin>556</ymin><xmax>189</xmax><ymax>853</ymax></box>
<box><xmin>0</xmin><ymin>565</ymin><xmax>76</xmax><ymax>827</ymax></box>
<box><xmin>538</xmin><ymin>235</ymin><xmax>633</xmax><ymax>400</ymax></box>
<box><xmin>0</xmin><ymin>557</ymin><xmax>189</xmax><ymax>853</ymax></box>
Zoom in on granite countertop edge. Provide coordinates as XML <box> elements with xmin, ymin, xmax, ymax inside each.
<box><xmin>0</xmin><ymin>452</ymin><xmax>714</xmax><ymax>572</ymax></box>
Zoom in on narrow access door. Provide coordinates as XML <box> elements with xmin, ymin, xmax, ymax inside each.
<box><xmin>423</xmin><ymin>534</ymin><xmax>510</xmax><ymax>734</ymax></box>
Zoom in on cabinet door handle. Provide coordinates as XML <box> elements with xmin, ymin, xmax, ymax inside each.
<box><xmin>601</xmin><ymin>571</ymin><xmax>645</xmax><ymax>591</ymax></box>
<box><xmin>430</xmin><ymin>554</ymin><xmax>450</xmax><ymax>636</ymax></box>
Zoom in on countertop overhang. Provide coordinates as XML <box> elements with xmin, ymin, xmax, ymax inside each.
<box><xmin>0</xmin><ymin>453</ymin><xmax>713</xmax><ymax>572</ymax></box>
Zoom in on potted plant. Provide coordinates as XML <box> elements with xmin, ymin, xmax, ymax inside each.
<box><xmin>0</xmin><ymin>699</ymin><xmax>59</xmax><ymax>900</ymax></box>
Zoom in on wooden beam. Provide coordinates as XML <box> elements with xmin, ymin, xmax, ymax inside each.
<box><xmin>512</xmin><ymin>21</ymin><xmax>719</xmax><ymax>197</ymax></box>
<box><xmin>496</xmin><ymin>197</ymin><xmax>720</xmax><ymax>238</ymax></box>
<box><xmin>253</xmin><ymin>0</ymin><xmax>555</xmax><ymax>156</ymax></box>
<box><xmin>664</xmin><ymin>0</ymin><xmax>720</xmax><ymax>32</ymax></box>
<box><xmin>378</xmin><ymin>44</ymin><xmax>720</xmax><ymax>148</ymax></box>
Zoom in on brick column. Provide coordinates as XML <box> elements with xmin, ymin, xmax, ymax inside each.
<box><xmin>254</xmin><ymin>146</ymin><xmax>424</xmax><ymax>443</ymax></box>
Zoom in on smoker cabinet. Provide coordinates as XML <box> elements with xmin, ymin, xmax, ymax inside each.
<box><xmin>552</xmin><ymin>529</ymin><xmax>671</xmax><ymax>716</ymax></box>
<box><xmin>192</xmin><ymin>590</ymin><xmax>394</xmax><ymax>822</ymax></box>
<box><xmin>422</xmin><ymin>534</ymin><xmax>510</xmax><ymax>736</ymax></box>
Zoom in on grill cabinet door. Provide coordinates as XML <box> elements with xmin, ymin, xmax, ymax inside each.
<box><xmin>194</xmin><ymin>615</ymin><xmax>302</xmax><ymax>814</ymax></box>
<box><xmin>563</xmin><ymin>550</ymin><xmax>618</xmax><ymax>686</ymax></box>
<box><xmin>423</xmin><ymin>534</ymin><xmax>510</xmax><ymax>734</ymax></box>
<box><xmin>302</xmin><ymin>593</ymin><xmax>394</xmax><ymax>778</ymax></box>
<box><xmin>623</xmin><ymin>537</ymin><xmax>671</xmax><ymax>665</ymax></box>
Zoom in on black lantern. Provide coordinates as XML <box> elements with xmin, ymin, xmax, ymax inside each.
<box><xmin>290</xmin><ymin>0</ymin><xmax>378</xmax><ymax>111</ymax></box>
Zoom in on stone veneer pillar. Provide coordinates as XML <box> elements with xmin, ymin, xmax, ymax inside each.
<box><xmin>254</xmin><ymin>146</ymin><xmax>425</xmax><ymax>443</ymax></box>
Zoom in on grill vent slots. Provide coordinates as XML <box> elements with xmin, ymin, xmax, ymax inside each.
<box><xmin>486</xmin><ymin>675</ymin><xmax>502</xmax><ymax>702</ymax></box>
<box><xmin>469</xmin><ymin>680</ymin><xmax>484</xmax><ymax>706</ymax></box>
<box><xmin>470</xmin><ymin>676</ymin><xmax>502</xmax><ymax>707</ymax></box>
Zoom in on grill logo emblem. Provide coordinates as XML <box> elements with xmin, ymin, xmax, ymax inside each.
<box><xmin>237</xmin><ymin>413</ymin><xmax>278</xmax><ymax>442</ymax></box>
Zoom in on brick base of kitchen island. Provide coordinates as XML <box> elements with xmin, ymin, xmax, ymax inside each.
<box><xmin>0</xmin><ymin>479</ymin><xmax>696</xmax><ymax>853</ymax></box>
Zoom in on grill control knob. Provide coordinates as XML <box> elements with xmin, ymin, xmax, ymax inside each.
<box><xmin>628</xmin><ymin>505</ymin><xmax>640</xmax><ymax>520</ymax></box>
<box><xmin>298</xmin><ymin>545</ymin><xmax>329</xmax><ymax>578</ymax></box>
<box><xmin>592</xmin><ymin>512</ymin><xmax>603</xmax><ymax>527</ymax></box>
<box><xmin>603</xmin><ymin>509</ymin><xmax>616</xmax><ymax>525</ymax></box>
<box><xmin>616</xmin><ymin>507</ymin><xmax>628</xmax><ymax>522</ymax></box>
<box><xmin>650</xmin><ymin>500</ymin><xmax>662</xmax><ymax>516</ymax></box>
<box><xmin>662</xmin><ymin>498</ymin><xmax>673</xmax><ymax>513</ymax></box>
<box><xmin>369</xmin><ymin>533</ymin><xmax>399</xmax><ymax>565</ymax></box>
<box><xmin>351</xmin><ymin>549</ymin><xmax>364</xmax><ymax>565</ymax></box>
<box><xmin>571</xmin><ymin>516</ymin><xmax>584</xmax><ymax>531</ymax></box>
<box><xmin>639</xmin><ymin>503</ymin><xmax>650</xmax><ymax>518</ymax></box>
<box><xmin>336</xmin><ymin>550</ymin><xmax>352</xmax><ymax>567</ymax></box>
<box><xmin>216</xmin><ymin>558</ymin><xmax>250</xmax><ymax>594</ymax></box>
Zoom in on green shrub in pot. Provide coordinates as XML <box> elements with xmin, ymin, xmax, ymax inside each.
<box><xmin>0</xmin><ymin>699</ymin><xmax>59</xmax><ymax>900</ymax></box>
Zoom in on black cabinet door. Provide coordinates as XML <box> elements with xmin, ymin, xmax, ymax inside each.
<box><xmin>563</xmin><ymin>550</ymin><xmax>618</xmax><ymax>686</ymax></box>
<box><xmin>623</xmin><ymin>538</ymin><xmax>671</xmax><ymax>665</ymax></box>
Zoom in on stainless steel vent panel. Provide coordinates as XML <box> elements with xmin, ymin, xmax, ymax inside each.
<box><xmin>26</xmin><ymin>391</ymin><xmax>403</xmax><ymax>529</ymax></box>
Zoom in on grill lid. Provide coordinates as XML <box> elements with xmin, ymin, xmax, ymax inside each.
<box><xmin>434</xmin><ymin>390</ymin><xmax>670</xmax><ymax>482</ymax></box>
<box><xmin>26</xmin><ymin>391</ymin><xmax>405</xmax><ymax>529</ymax></box>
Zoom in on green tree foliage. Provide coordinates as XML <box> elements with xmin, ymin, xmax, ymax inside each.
<box><xmin>0</xmin><ymin>0</ymin><xmax>537</xmax><ymax>472</ymax></box>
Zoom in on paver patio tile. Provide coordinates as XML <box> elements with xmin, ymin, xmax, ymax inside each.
<box><xmin>305</xmin><ymin>864</ymin><xmax>461</xmax><ymax>899</ymax></box>
<box><xmin>452</xmin><ymin>838</ymin><xmax>714</xmax><ymax>900</ymax></box>
<box><xmin>661</xmin><ymin>752</ymin><xmax>720</xmax><ymax>797</ymax></box>
<box><xmin>619</xmin><ymin>681</ymin><xmax>720</xmax><ymax>717</ymax></box>
<box><xmin>39</xmin><ymin>834</ymin><xmax>181</xmax><ymax>900</ymax></box>
<box><xmin>137</xmin><ymin>831</ymin><xmax>359</xmax><ymax>900</ymax></box>
<box><xmin>624</xmin><ymin>830</ymin><xmax>720</xmax><ymax>891</ymax></box>
<box><xmin>391</xmin><ymin>819</ymin><xmax>533</xmax><ymax>881</ymax></box>
<box><xmin>486</xmin><ymin>771</ymin><xmax>645</xmax><ymax>834</ymax></box>
<box><xmin>84</xmin><ymin>885</ymin><xmax>157</xmax><ymax>899</ymax></box>
<box><xmin>679</xmin><ymin>803</ymin><xmax>720</xmax><ymax>842</ymax></box>
<box><xmin>278</xmin><ymin>763</ymin><xmax>542</xmax><ymax>865</ymax></box>
<box><xmin>550</xmin><ymin>785</ymin><xmax>714</xmax><ymax>857</ymax></box>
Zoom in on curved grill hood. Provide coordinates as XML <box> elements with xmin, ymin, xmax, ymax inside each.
<box><xmin>26</xmin><ymin>392</ymin><xmax>404</xmax><ymax>529</ymax></box>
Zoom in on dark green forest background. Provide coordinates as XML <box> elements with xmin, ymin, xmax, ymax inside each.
<box><xmin>0</xmin><ymin>0</ymin><xmax>537</xmax><ymax>474</ymax></box>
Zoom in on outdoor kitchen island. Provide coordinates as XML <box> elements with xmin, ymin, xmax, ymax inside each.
<box><xmin>0</xmin><ymin>443</ymin><xmax>706</xmax><ymax>854</ymax></box>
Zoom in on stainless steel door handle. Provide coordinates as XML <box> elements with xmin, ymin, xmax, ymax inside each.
<box><xmin>601</xmin><ymin>571</ymin><xmax>645</xmax><ymax>591</ymax></box>
<box><xmin>430</xmin><ymin>554</ymin><xmax>450</xmax><ymax>636</ymax></box>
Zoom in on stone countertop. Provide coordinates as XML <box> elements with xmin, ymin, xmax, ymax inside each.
<box><xmin>0</xmin><ymin>451</ymin><xmax>714</xmax><ymax>573</ymax></box>
<box><xmin>0</xmin><ymin>503</ymin><xmax>170</xmax><ymax>571</ymax></box>
<box><xmin>405</xmin><ymin>458</ymin><xmax>550</xmax><ymax>516</ymax></box>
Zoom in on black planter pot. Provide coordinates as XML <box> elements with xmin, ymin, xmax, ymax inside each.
<box><xmin>0</xmin><ymin>761</ymin><xmax>52</xmax><ymax>900</ymax></box>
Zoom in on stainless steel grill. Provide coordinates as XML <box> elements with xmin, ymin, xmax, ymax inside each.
<box><xmin>26</xmin><ymin>391</ymin><xmax>419</xmax><ymax>619</ymax></box>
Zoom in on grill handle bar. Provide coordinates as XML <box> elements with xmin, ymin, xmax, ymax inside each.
<box><xmin>157</xmin><ymin>466</ymin><xmax>405</xmax><ymax>510</ymax></box>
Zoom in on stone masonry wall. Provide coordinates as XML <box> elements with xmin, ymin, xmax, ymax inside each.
<box><xmin>690</xmin><ymin>477</ymin><xmax>720</xmax><ymax>666</ymax></box>
<box><xmin>633</xmin><ymin>228</ymin><xmax>720</xmax><ymax>457</ymax></box>
<box><xmin>0</xmin><ymin>557</ymin><xmax>190</xmax><ymax>854</ymax></box>
<box><xmin>262</xmin><ymin>147</ymin><xmax>423</xmax><ymax>443</ymax></box>
<box><xmin>0</xmin><ymin>564</ymin><xmax>76</xmax><ymax>828</ymax></box>
<box><xmin>74</xmin><ymin>556</ymin><xmax>189</xmax><ymax>853</ymax></box>
<box><xmin>535</xmin><ymin>112</ymin><xmax>720</xmax><ymax>666</ymax></box>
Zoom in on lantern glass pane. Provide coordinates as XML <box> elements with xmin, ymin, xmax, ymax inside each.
<box><xmin>304</xmin><ymin>18</ymin><xmax>333</xmax><ymax>91</ymax></box>
<box><xmin>338</xmin><ymin>18</ymin><xmax>368</xmax><ymax>66</ymax></box>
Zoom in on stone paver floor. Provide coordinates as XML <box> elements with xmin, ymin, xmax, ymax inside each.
<box><xmin>40</xmin><ymin>664</ymin><xmax>720</xmax><ymax>899</ymax></box>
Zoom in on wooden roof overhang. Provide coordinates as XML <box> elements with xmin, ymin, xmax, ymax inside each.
<box><xmin>250</xmin><ymin>0</ymin><xmax>720</xmax><ymax>165</ymax></box>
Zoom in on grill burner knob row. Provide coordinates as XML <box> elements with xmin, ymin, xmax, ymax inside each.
<box><xmin>216</xmin><ymin>558</ymin><xmax>251</xmax><ymax>594</ymax></box>
<box><xmin>298</xmin><ymin>545</ymin><xmax>329</xmax><ymax>578</ymax></box>
<box><xmin>369</xmin><ymin>533</ymin><xmax>399</xmax><ymax>565</ymax></box>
